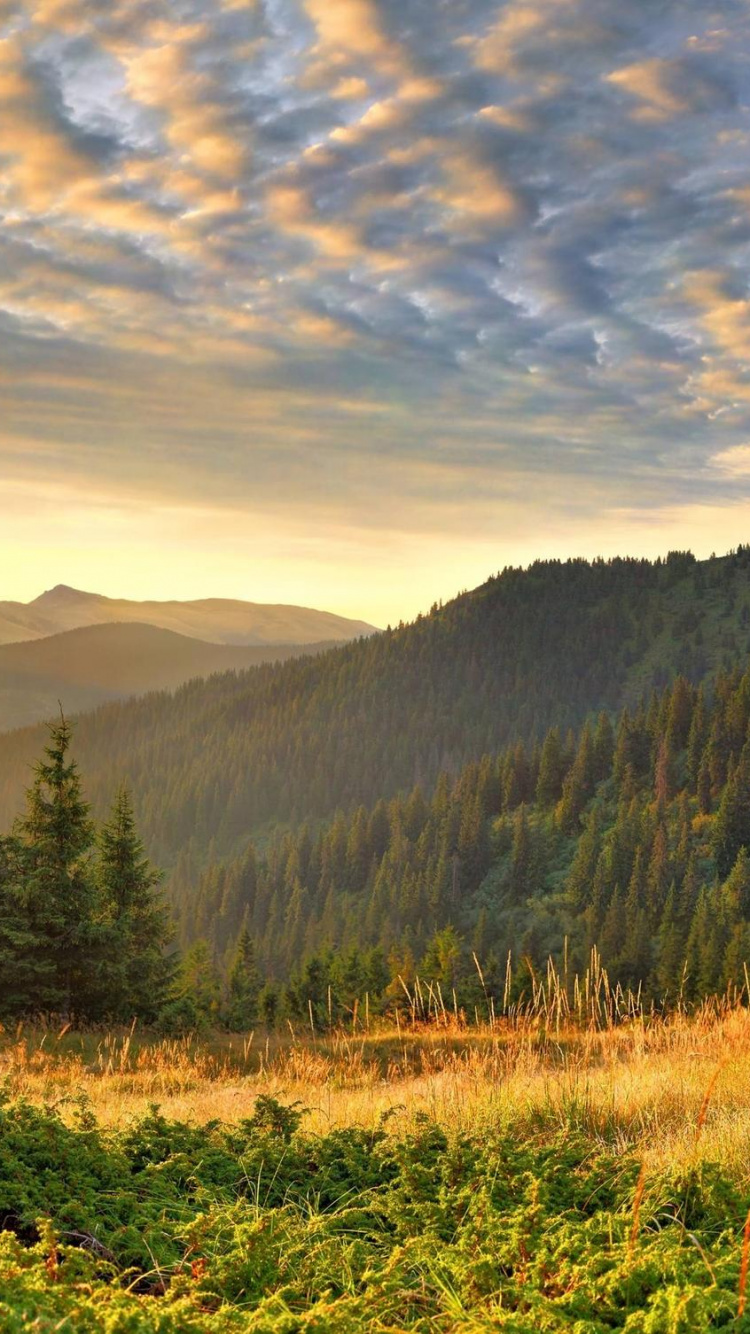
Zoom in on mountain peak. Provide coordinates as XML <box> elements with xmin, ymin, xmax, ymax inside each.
<box><xmin>33</xmin><ymin>585</ymin><xmax>93</xmax><ymax>604</ymax></box>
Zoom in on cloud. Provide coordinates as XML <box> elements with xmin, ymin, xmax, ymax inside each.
<box><xmin>712</xmin><ymin>445</ymin><xmax>750</xmax><ymax>476</ymax></box>
<box><xmin>2</xmin><ymin>0</ymin><xmax>750</xmax><ymax>618</ymax></box>
<box><xmin>121</xmin><ymin>33</ymin><xmax>246</xmax><ymax>179</ymax></box>
<box><xmin>606</xmin><ymin>58</ymin><xmax>689</xmax><ymax>121</ymax></box>
<box><xmin>302</xmin><ymin>0</ymin><xmax>408</xmax><ymax>81</ymax></box>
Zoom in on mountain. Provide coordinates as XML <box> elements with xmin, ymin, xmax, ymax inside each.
<box><xmin>0</xmin><ymin>547</ymin><xmax>749</xmax><ymax>876</ymax></box>
<box><xmin>0</xmin><ymin>623</ymin><xmax>339</xmax><ymax>732</ymax></box>
<box><xmin>0</xmin><ymin>585</ymin><xmax>377</xmax><ymax>647</ymax></box>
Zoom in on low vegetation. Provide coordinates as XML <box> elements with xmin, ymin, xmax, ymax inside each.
<box><xmin>0</xmin><ymin>1007</ymin><xmax>749</xmax><ymax>1330</ymax></box>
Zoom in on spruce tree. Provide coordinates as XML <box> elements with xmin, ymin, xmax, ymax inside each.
<box><xmin>97</xmin><ymin>787</ymin><xmax>172</xmax><ymax>1022</ymax></box>
<box><xmin>508</xmin><ymin>805</ymin><xmax>534</xmax><ymax>903</ymax></box>
<box><xmin>166</xmin><ymin>939</ymin><xmax>221</xmax><ymax>1032</ymax></box>
<box><xmin>13</xmin><ymin>717</ymin><xmax>96</xmax><ymax>1018</ymax></box>
<box><xmin>655</xmin><ymin>882</ymin><xmax>686</xmax><ymax>998</ymax></box>
<box><xmin>0</xmin><ymin>834</ymin><xmax>38</xmax><ymax>1017</ymax></box>
<box><xmin>712</xmin><ymin>738</ymin><xmax>750</xmax><ymax>877</ymax></box>
<box><xmin>536</xmin><ymin>728</ymin><xmax>565</xmax><ymax>808</ymax></box>
<box><xmin>720</xmin><ymin>845</ymin><xmax>750</xmax><ymax>918</ymax></box>
<box><xmin>224</xmin><ymin>924</ymin><xmax>262</xmax><ymax>1030</ymax></box>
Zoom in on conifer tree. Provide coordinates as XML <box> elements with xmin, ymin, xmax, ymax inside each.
<box><xmin>97</xmin><ymin>787</ymin><xmax>172</xmax><ymax>1021</ymax></box>
<box><xmin>165</xmin><ymin>939</ymin><xmax>221</xmax><ymax>1031</ymax></box>
<box><xmin>13</xmin><ymin>717</ymin><xmax>96</xmax><ymax>1017</ymax></box>
<box><xmin>722</xmin><ymin>846</ymin><xmax>750</xmax><ymax>919</ymax></box>
<box><xmin>565</xmin><ymin>812</ymin><xmax>600</xmax><ymax>911</ymax></box>
<box><xmin>0</xmin><ymin>833</ymin><xmax>38</xmax><ymax>1017</ymax></box>
<box><xmin>556</xmin><ymin>724</ymin><xmax>595</xmax><ymax>833</ymax></box>
<box><xmin>592</xmin><ymin>712</ymin><xmax>615</xmax><ymax>783</ymax></box>
<box><xmin>536</xmin><ymin>728</ymin><xmax>566</xmax><ymax>808</ymax></box>
<box><xmin>655</xmin><ymin>882</ymin><xmax>686</xmax><ymax>998</ymax></box>
<box><xmin>712</xmin><ymin>739</ymin><xmax>750</xmax><ymax>877</ymax></box>
<box><xmin>508</xmin><ymin>805</ymin><xmax>534</xmax><ymax>903</ymax></box>
<box><xmin>224</xmin><ymin>923</ymin><xmax>262</xmax><ymax>1030</ymax></box>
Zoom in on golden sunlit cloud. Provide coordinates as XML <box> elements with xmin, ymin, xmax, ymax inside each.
<box><xmin>0</xmin><ymin>0</ymin><xmax>748</xmax><ymax>620</ymax></box>
<box><xmin>606</xmin><ymin>58</ymin><xmax>688</xmax><ymax>120</ymax></box>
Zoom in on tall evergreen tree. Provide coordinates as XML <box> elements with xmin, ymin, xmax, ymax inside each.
<box><xmin>97</xmin><ymin>787</ymin><xmax>172</xmax><ymax>1022</ymax></box>
<box><xmin>224</xmin><ymin>923</ymin><xmax>262</xmax><ymax>1030</ymax></box>
<box><xmin>712</xmin><ymin>739</ymin><xmax>750</xmax><ymax>877</ymax></box>
<box><xmin>13</xmin><ymin>717</ymin><xmax>96</xmax><ymax>1017</ymax></box>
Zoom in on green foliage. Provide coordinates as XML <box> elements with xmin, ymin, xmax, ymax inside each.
<box><xmin>6</xmin><ymin>553</ymin><xmax>750</xmax><ymax>1023</ymax></box>
<box><xmin>96</xmin><ymin>787</ymin><xmax>173</xmax><ymax>1022</ymax></box>
<box><xmin>184</xmin><ymin>659</ymin><xmax>750</xmax><ymax>1015</ymax></box>
<box><xmin>0</xmin><ymin>723</ymin><xmax>170</xmax><ymax>1024</ymax></box>
<box><xmin>224</xmin><ymin>924</ymin><xmax>262</xmax><ymax>1030</ymax></box>
<box><xmin>0</xmin><ymin>1096</ymin><xmax>747</xmax><ymax>1331</ymax></box>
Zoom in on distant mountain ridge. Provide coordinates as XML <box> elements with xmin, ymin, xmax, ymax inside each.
<box><xmin>0</xmin><ymin>585</ymin><xmax>378</xmax><ymax>647</ymax></box>
<box><xmin>0</xmin><ymin>623</ymin><xmax>338</xmax><ymax>732</ymax></box>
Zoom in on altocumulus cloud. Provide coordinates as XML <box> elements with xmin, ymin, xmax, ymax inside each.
<box><xmin>2</xmin><ymin>0</ymin><xmax>750</xmax><ymax>608</ymax></box>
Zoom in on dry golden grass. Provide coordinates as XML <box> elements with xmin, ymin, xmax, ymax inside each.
<box><xmin>1</xmin><ymin>1000</ymin><xmax>749</xmax><ymax>1184</ymax></box>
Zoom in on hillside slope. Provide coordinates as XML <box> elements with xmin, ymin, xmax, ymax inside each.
<box><xmin>0</xmin><ymin>549</ymin><xmax>749</xmax><ymax>873</ymax></box>
<box><xmin>0</xmin><ymin>623</ymin><xmax>337</xmax><ymax>731</ymax></box>
<box><xmin>0</xmin><ymin>585</ymin><xmax>377</xmax><ymax>647</ymax></box>
<box><xmin>183</xmin><ymin>661</ymin><xmax>750</xmax><ymax>1008</ymax></box>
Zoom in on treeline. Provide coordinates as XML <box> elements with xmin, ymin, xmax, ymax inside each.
<box><xmin>2</xmin><ymin>548</ymin><xmax>748</xmax><ymax>879</ymax></box>
<box><xmin>181</xmin><ymin>661</ymin><xmax>750</xmax><ymax>1019</ymax></box>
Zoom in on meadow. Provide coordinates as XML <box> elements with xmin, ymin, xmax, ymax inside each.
<box><xmin>1</xmin><ymin>998</ymin><xmax>749</xmax><ymax>1331</ymax></box>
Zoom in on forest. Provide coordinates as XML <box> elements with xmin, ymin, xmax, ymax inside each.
<box><xmin>4</xmin><ymin>555</ymin><xmax>750</xmax><ymax>1027</ymax></box>
<box><xmin>0</xmin><ymin>547</ymin><xmax>745</xmax><ymax>877</ymax></box>
<box><xmin>177</xmin><ymin>662</ymin><xmax>750</xmax><ymax>1026</ymax></box>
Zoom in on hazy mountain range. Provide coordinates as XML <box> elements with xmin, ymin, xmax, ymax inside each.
<box><xmin>0</xmin><ymin>585</ymin><xmax>377</xmax><ymax>647</ymax></box>
<box><xmin>0</xmin><ymin>624</ymin><xmax>339</xmax><ymax>733</ymax></box>
<box><xmin>0</xmin><ymin>585</ymin><xmax>377</xmax><ymax>731</ymax></box>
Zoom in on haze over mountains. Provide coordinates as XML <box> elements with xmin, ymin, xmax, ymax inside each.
<box><xmin>0</xmin><ymin>624</ymin><xmax>338</xmax><ymax>733</ymax></box>
<box><xmin>0</xmin><ymin>585</ymin><xmax>377</xmax><ymax>731</ymax></box>
<box><xmin>0</xmin><ymin>585</ymin><xmax>377</xmax><ymax>647</ymax></box>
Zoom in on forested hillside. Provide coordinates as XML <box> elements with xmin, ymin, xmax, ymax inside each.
<box><xmin>1</xmin><ymin>549</ymin><xmax>749</xmax><ymax>880</ymax></box>
<box><xmin>182</xmin><ymin>661</ymin><xmax>750</xmax><ymax>1021</ymax></box>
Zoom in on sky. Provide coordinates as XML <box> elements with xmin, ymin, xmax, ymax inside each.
<box><xmin>2</xmin><ymin>0</ymin><xmax>750</xmax><ymax>624</ymax></box>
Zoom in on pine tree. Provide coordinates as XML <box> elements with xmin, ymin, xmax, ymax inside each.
<box><xmin>165</xmin><ymin>939</ymin><xmax>221</xmax><ymax>1032</ymax></box>
<box><xmin>722</xmin><ymin>846</ymin><xmax>750</xmax><ymax>918</ymax></box>
<box><xmin>654</xmin><ymin>737</ymin><xmax>671</xmax><ymax>808</ymax></box>
<box><xmin>421</xmin><ymin>925</ymin><xmax>462</xmax><ymax>990</ymax></box>
<box><xmin>224</xmin><ymin>924</ymin><xmax>262</xmax><ymax>1030</ymax></box>
<box><xmin>97</xmin><ymin>787</ymin><xmax>172</xmax><ymax>1021</ymax></box>
<box><xmin>666</xmin><ymin>676</ymin><xmax>694</xmax><ymax>751</ymax></box>
<box><xmin>0</xmin><ymin>834</ymin><xmax>38</xmax><ymax>1017</ymax></box>
<box><xmin>13</xmin><ymin>717</ymin><xmax>96</xmax><ymax>1018</ymax></box>
<box><xmin>565</xmin><ymin>813</ymin><xmax>600</xmax><ymax>912</ymax></box>
<box><xmin>556</xmin><ymin>724</ymin><xmax>595</xmax><ymax>834</ymax></box>
<box><xmin>712</xmin><ymin>739</ymin><xmax>750</xmax><ymax>877</ymax></box>
<box><xmin>508</xmin><ymin>805</ymin><xmax>534</xmax><ymax>903</ymax></box>
<box><xmin>593</xmin><ymin>712</ymin><xmax>615</xmax><ymax>783</ymax></box>
<box><xmin>598</xmin><ymin>886</ymin><xmax>626</xmax><ymax>972</ymax></box>
<box><xmin>536</xmin><ymin>728</ymin><xmax>566</xmax><ymax>808</ymax></box>
<box><xmin>645</xmin><ymin>823</ymin><xmax>670</xmax><ymax>924</ymax></box>
<box><xmin>655</xmin><ymin>882</ymin><xmax>686</xmax><ymax>998</ymax></box>
<box><xmin>687</xmin><ymin>686</ymin><xmax>708</xmax><ymax>789</ymax></box>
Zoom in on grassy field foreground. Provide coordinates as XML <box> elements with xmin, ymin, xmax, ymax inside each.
<box><xmin>0</xmin><ymin>1007</ymin><xmax>749</xmax><ymax>1331</ymax></box>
